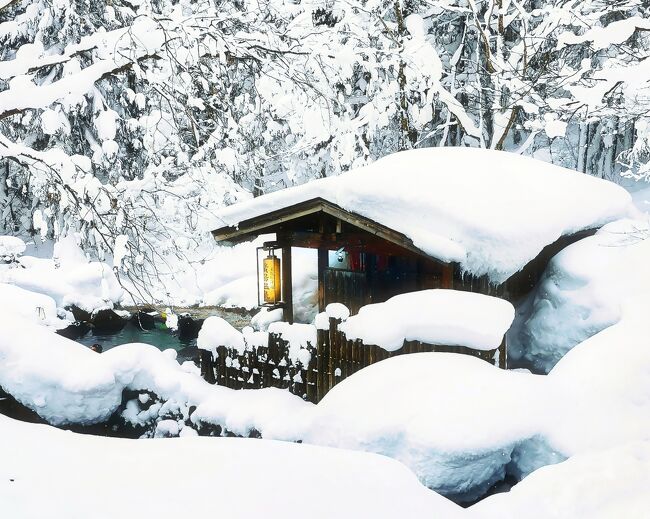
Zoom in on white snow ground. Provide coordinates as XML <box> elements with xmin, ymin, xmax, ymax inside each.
<box><xmin>2</xmin><ymin>287</ymin><xmax>650</xmax><ymax>504</ymax></box>
<box><xmin>0</xmin><ymin>414</ymin><xmax>463</xmax><ymax>519</ymax></box>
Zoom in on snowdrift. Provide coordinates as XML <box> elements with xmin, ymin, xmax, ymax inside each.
<box><xmin>2</xmin><ymin>291</ymin><xmax>650</xmax><ymax>502</ymax></box>
<box><xmin>509</xmin><ymin>218</ymin><xmax>650</xmax><ymax>372</ymax></box>
<box><xmin>0</xmin><ymin>415</ymin><xmax>462</xmax><ymax>519</ymax></box>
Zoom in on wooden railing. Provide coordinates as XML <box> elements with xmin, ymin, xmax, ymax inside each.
<box><xmin>199</xmin><ymin>318</ymin><xmax>506</xmax><ymax>403</ymax></box>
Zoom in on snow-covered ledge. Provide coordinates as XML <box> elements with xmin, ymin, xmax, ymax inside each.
<box><xmin>338</xmin><ymin>289</ymin><xmax>515</xmax><ymax>352</ymax></box>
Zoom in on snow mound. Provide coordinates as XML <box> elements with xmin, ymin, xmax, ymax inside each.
<box><xmin>213</xmin><ymin>148</ymin><xmax>633</xmax><ymax>282</ymax></box>
<box><xmin>473</xmin><ymin>441</ymin><xmax>650</xmax><ymax>519</ymax></box>
<box><xmin>0</xmin><ymin>415</ymin><xmax>462</xmax><ymax>519</ymax></box>
<box><xmin>340</xmin><ymin>289</ymin><xmax>514</xmax><ymax>351</ymax></box>
<box><xmin>197</xmin><ymin>316</ymin><xmax>245</xmax><ymax>355</ymax></box>
<box><xmin>509</xmin><ymin>218</ymin><xmax>650</xmax><ymax>372</ymax></box>
<box><xmin>303</xmin><ymin>352</ymin><xmax>548</xmax><ymax>500</ymax></box>
<box><xmin>0</xmin><ymin>236</ymin><xmax>26</xmax><ymax>259</ymax></box>
<box><xmin>0</xmin><ymin>283</ymin><xmax>67</xmax><ymax>329</ymax></box>
<box><xmin>0</xmin><ymin>236</ymin><xmax>122</xmax><ymax>313</ymax></box>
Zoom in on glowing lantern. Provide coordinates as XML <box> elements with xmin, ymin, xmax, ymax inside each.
<box><xmin>262</xmin><ymin>251</ymin><xmax>282</xmax><ymax>304</ymax></box>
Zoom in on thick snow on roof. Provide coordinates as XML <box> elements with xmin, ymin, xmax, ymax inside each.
<box><xmin>214</xmin><ymin>148</ymin><xmax>633</xmax><ymax>282</ymax></box>
<box><xmin>339</xmin><ymin>289</ymin><xmax>514</xmax><ymax>351</ymax></box>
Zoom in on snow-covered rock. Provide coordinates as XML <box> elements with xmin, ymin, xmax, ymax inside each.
<box><xmin>197</xmin><ymin>315</ymin><xmax>245</xmax><ymax>355</ymax></box>
<box><xmin>250</xmin><ymin>306</ymin><xmax>283</xmax><ymax>331</ymax></box>
<box><xmin>0</xmin><ymin>235</ymin><xmax>26</xmax><ymax>260</ymax></box>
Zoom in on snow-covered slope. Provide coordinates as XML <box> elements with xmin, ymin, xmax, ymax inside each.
<box><xmin>3</xmin><ymin>296</ymin><xmax>650</xmax><ymax>502</ymax></box>
<box><xmin>213</xmin><ymin>148</ymin><xmax>633</xmax><ymax>283</ymax></box>
<box><xmin>0</xmin><ymin>415</ymin><xmax>462</xmax><ymax>519</ymax></box>
<box><xmin>473</xmin><ymin>441</ymin><xmax>650</xmax><ymax>519</ymax></box>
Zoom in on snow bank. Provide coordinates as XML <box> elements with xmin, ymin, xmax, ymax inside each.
<box><xmin>473</xmin><ymin>441</ymin><xmax>650</xmax><ymax>519</ymax></box>
<box><xmin>0</xmin><ymin>283</ymin><xmax>67</xmax><ymax>329</ymax></box>
<box><xmin>0</xmin><ymin>236</ymin><xmax>122</xmax><ymax>313</ymax></box>
<box><xmin>302</xmin><ymin>353</ymin><xmax>549</xmax><ymax>500</ymax></box>
<box><xmin>0</xmin><ymin>315</ymin><xmax>122</xmax><ymax>424</ymax></box>
<box><xmin>3</xmin><ymin>290</ymin><xmax>650</xmax><ymax>502</ymax></box>
<box><xmin>0</xmin><ymin>312</ymin><xmax>309</xmax><ymax>433</ymax></box>
<box><xmin>509</xmin><ymin>218</ymin><xmax>650</xmax><ymax>372</ymax></box>
<box><xmin>0</xmin><ymin>235</ymin><xmax>26</xmax><ymax>259</ymax></box>
<box><xmin>340</xmin><ymin>289</ymin><xmax>514</xmax><ymax>351</ymax></box>
<box><xmin>0</xmin><ymin>415</ymin><xmax>462</xmax><ymax>519</ymax></box>
<box><xmin>213</xmin><ymin>148</ymin><xmax>633</xmax><ymax>283</ymax></box>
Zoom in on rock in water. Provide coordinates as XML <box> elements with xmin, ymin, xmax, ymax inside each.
<box><xmin>132</xmin><ymin>310</ymin><xmax>156</xmax><ymax>330</ymax></box>
<box><xmin>67</xmin><ymin>305</ymin><xmax>92</xmax><ymax>323</ymax></box>
<box><xmin>91</xmin><ymin>309</ymin><xmax>129</xmax><ymax>333</ymax></box>
<box><xmin>178</xmin><ymin>314</ymin><xmax>204</xmax><ymax>340</ymax></box>
<box><xmin>56</xmin><ymin>321</ymin><xmax>92</xmax><ymax>340</ymax></box>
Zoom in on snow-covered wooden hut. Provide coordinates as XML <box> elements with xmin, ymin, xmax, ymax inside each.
<box><xmin>211</xmin><ymin>148</ymin><xmax>632</xmax><ymax>322</ymax></box>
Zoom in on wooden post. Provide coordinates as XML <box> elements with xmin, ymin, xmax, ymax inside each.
<box><xmin>442</xmin><ymin>264</ymin><xmax>453</xmax><ymax>289</ymax></box>
<box><xmin>498</xmin><ymin>335</ymin><xmax>507</xmax><ymax>369</ymax></box>
<box><xmin>281</xmin><ymin>244</ymin><xmax>294</xmax><ymax>324</ymax></box>
<box><xmin>199</xmin><ymin>349</ymin><xmax>215</xmax><ymax>384</ymax></box>
<box><xmin>328</xmin><ymin>317</ymin><xmax>338</xmax><ymax>392</ymax></box>
<box><xmin>318</xmin><ymin>247</ymin><xmax>328</xmax><ymax>312</ymax></box>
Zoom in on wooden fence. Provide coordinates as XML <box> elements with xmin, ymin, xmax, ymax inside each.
<box><xmin>199</xmin><ymin>318</ymin><xmax>506</xmax><ymax>403</ymax></box>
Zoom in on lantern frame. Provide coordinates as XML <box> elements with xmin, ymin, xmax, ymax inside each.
<box><xmin>256</xmin><ymin>241</ymin><xmax>284</xmax><ymax>308</ymax></box>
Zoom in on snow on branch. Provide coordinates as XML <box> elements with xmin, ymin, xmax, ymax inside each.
<box><xmin>0</xmin><ymin>18</ymin><xmax>165</xmax><ymax>120</ymax></box>
<box><xmin>558</xmin><ymin>16</ymin><xmax>650</xmax><ymax>50</ymax></box>
<box><xmin>0</xmin><ymin>0</ymin><xmax>19</xmax><ymax>12</ymax></box>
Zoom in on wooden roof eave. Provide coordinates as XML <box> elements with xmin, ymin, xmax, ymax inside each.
<box><xmin>211</xmin><ymin>197</ymin><xmax>428</xmax><ymax>257</ymax></box>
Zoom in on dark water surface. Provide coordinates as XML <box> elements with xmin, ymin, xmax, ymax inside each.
<box><xmin>73</xmin><ymin>307</ymin><xmax>252</xmax><ymax>364</ymax></box>
<box><xmin>75</xmin><ymin>324</ymin><xmax>199</xmax><ymax>363</ymax></box>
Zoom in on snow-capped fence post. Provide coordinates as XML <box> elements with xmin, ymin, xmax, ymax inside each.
<box><xmin>305</xmin><ymin>345</ymin><xmax>317</xmax><ymax>403</ymax></box>
<box><xmin>316</xmin><ymin>327</ymin><xmax>327</xmax><ymax>402</ymax></box>
<box><xmin>328</xmin><ymin>316</ymin><xmax>341</xmax><ymax>393</ymax></box>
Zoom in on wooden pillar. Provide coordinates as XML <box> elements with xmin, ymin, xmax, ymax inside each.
<box><xmin>442</xmin><ymin>264</ymin><xmax>453</xmax><ymax>289</ymax></box>
<box><xmin>317</xmin><ymin>247</ymin><xmax>328</xmax><ymax>312</ymax></box>
<box><xmin>498</xmin><ymin>334</ymin><xmax>507</xmax><ymax>369</ymax></box>
<box><xmin>282</xmin><ymin>244</ymin><xmax>294</xmax><ymax>324</ymax></box>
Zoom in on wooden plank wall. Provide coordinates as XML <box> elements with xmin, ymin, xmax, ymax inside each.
<box><xmin>200</xmin><ymin>320</ymin><xmax>506</xmax><ymax>403</ymax></box>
